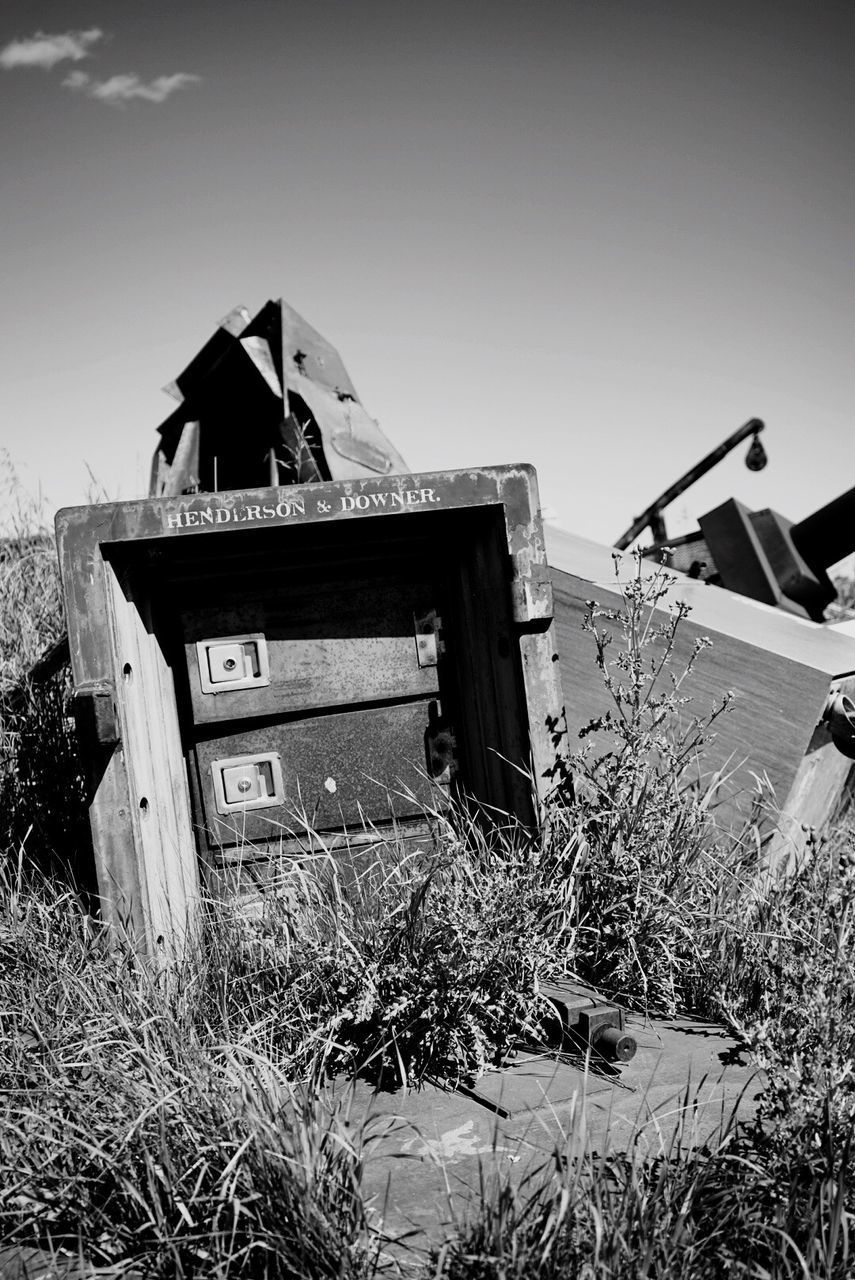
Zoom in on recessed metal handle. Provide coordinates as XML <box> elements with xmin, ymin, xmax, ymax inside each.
<box><xmin>211</xmin><ymin>752</ymin><xmax>284</xmax><ymax>814</ymax></box>
<box><xmin>196</xmin><ymin>633</ymin><xmax>270</xmax><ymax>693</ymax></box>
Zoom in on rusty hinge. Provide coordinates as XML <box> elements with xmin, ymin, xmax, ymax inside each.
<box><xmin>425</xmin><ymin>699</ymin><xmax>457</xmax><ymax>789</ymax></box>
<box><xmin>414</xmin><ymin>609</ymin><xmax>444</xmax><ymax>668</ymax></box>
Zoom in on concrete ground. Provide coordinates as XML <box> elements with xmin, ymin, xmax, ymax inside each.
<box><xmin>0</xmin><ymin>1018</ymin><xmax>763</xmax><ymax>1278</ymax></box>
<box><xmin>345</xmin><ymin>1014</ymin><xmax>765</xmax><ymax>1267</ymax></box>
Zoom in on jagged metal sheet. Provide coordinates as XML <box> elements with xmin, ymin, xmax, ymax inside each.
<box><xmin>150</xmin><ymin>299</ymin><xmax>407</xmax><ymax>497</ymax></box>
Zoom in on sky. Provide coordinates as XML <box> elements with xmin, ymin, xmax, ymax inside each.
<box><xmin>1</xmin><ymin>0</ymin><xmax>853</xmax><ymax>555</ymax></box>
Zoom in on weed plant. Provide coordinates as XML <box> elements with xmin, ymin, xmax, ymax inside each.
<box><xmin>196</xmin><ymin>815</ymin><xmax>576</xmax><ymax>1091</ymax></box>
<box><xmin>0</xmin><ymin>454</ymin><xmax>64</xmax><ymax>691</ymax></box>
<box><xmin>544</xmin><ymin>551</ymin><xmax>738</xmax><ymax>1016</ymax></box>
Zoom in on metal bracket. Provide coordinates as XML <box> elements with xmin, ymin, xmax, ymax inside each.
<box><xmin>540</xmin><ymin>981</ymin><xmax>637</xmax><ymax>1063</ymax></box>
<box><xmin>823</xmin><ymin>676</ymin><xmax>855</xmax><ymax>759</ymax></box>
<box><xmin>71</xmin><ymin>680</ymin><xmax>119</xmax><ymax>749</ymax></box>
<box><xmin>414</xmin><ymin>609</ymin><xmax>444</xmax><ymax>668</ymax></box>
<box><xmin>425</xmin><ymin>699</ymin><xmax>457</xmax><ymax>787</ymax></box>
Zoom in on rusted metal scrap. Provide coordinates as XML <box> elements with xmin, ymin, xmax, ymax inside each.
<box><xmin>646</xmin><ymin>482</ymin><xmax>855</xmax><ymax>622</ymax></box>
<box><xmin>616</xmin><ymin>418</ymin><xmax>855</xmax><ymax>621</ymax></box>
<box><xmin>8</xmin><ymin>300</ymin><xmax>407</xmax><ymax>709</ymax></box>
<box><xmin>614</xmin><ymin>418</ymin><xmax>767</xmax><ymax>550</ymax></box>
<box><xmin>151</xmin><ymin>299</ymin><xmax>408</xmax><ymax>497</ymax></box>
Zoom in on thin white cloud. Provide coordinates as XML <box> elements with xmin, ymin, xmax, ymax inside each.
<box><xmin>0</xmin><ymin>28</ymin><xmax>103</xmax><ymax>71</ymax></box>
<box><xmin>1</xmin><ymin>26</ymin><xmax>200</xmax><ymax>107</ymax></box>
<box><xmin>63</xmin><ymin>70</ymin><xmax>201</xmax><ymax>105</ymax></box>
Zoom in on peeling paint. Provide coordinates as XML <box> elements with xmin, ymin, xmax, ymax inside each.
<box><xmin>399</xmin><ymin>1120</ymin><xmax>510</xmax><ymax>1163</ymax></box>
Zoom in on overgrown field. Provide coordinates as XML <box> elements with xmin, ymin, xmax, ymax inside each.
<box><xmin>2</xmin><ymin>469</ymin><xmax>854</xmax><ymax>1277</ymax></box>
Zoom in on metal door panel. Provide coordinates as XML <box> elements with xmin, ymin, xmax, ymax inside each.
<box><xmin>180</xmin><ymin>577</ymin><xmax>439</xmax><ymax>722</ymax></box>
<box><xmin>194</xmin><ymin>699</ymin><xmax>441</xmax><ymax>847</ymax></box>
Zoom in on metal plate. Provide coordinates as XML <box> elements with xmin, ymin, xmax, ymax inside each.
<box><xmin>330</xmin><ymin>429</ymin><xmax>393</xmax><ymax>474</ymax></box>
<box><xmin>181</xmin><ymin>578</ymin><xmax>440</xmax><ymax>723</ymax></box>
<box><xmin>194</xmin><ymin>699</ymin><xmax>444</xmax><ymax>847</ymax></box>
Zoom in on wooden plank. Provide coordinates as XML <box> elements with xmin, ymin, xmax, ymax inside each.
<box><xmin>56</xmin><ymin>467</ymin><xmax>541</xmax><ymax>555</ymax></box>
<box><xmin>105</xmin><ymin>560</ymin><xmax>200</xmax><ymax>962</ymax></box>
<box><xmin>202</xmin><ymin>824</ymin><xmax>437</xmax><ymax>913</ymax></box>
<box><xmin>444</xmin><ymin>510</ymin><xmax>536</xmax><ymax>820</ymax></box>
<box><xmin>544</xmin><ymin>524</ymin><xmax>855</xmax><ymax>677</ymax></box>
<box><xmin>207</xmin><ymin>821</ymin><xmax>435</xmax><ymax>869</ymax></box>
<box><xmin>56</xmin><ymin>515</ymin><xmax>149</xmax><ymax>942</ymax></box>
<box><xmin>519</xmin><ymin>628</ymin><xmax>565</xmax><ymax>802</ymax></box>
<box><xmin>550</xmin><ymin>568</ymin><xmax>831</xmax><ymax>824</ymax></box>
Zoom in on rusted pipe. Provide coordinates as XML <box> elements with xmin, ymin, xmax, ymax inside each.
<box><xmin>614</xmin><ymin>418</ymin><xmax>765</xmax><ymax>550</ymax></box>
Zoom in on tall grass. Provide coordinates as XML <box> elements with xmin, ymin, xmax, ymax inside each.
<box><xmin>2</xmin><ymin>478</ymin><xmax>854</xmax><ymax>1275</ymax></box>
<box><xmin>432</xmin><ymin>1097</ymin><xmax>852</xmax><ymax>1279</ymax></box>
<box><xmin>1</xmin><ymin>859</ymin><xmax>379</xmax><ymax>1278</ymax></box>
<box><xmin>0</xmin><ymin>454</ymin><xmax>64</xmax><ymax>692</ymax></box>
<box><xmin>0</xmin><ymin>454</ymin><xmax>88</xmax><ymax>878</ymax></box>
<box><xmin>430</xmin><ymin>823</ymin><xmax>855</xmax><ymax>1277</ymax></box>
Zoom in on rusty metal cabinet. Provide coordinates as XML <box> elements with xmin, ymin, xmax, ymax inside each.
<box><xmin>57</xmin><ymin>466</ymin><xmax>563</xmax><ymax>958</ymax></box>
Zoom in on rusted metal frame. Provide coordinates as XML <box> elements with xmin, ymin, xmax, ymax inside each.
<box><xmin>278</xmin><ymin>297</ymin><xmax>407</xmax><ymax>481</ymax></box>
<box><xmin>153</xmin><ymin>298</ymin><xmax>409</xmax><ymax>498</ymax></box>
<box><xmin>56</xmin><ymin>466</ymin><xmax>566</xmax><ymax>955</ymax></box>
<box><xmin>153</xmin><ymin>302</ymin><xmax>285</xmax><ymax>498</ymax></box>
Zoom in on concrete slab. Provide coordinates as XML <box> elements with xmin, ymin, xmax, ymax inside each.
<box><xmin>456</xmin><ymin>1051</ymin><xmax>613</xmax><ymax>1117</ymax></box>
<box><xmin>342</xmin><ymin>1014</ymin><xmax>764</xmax><ymax>1267</ymax></box>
